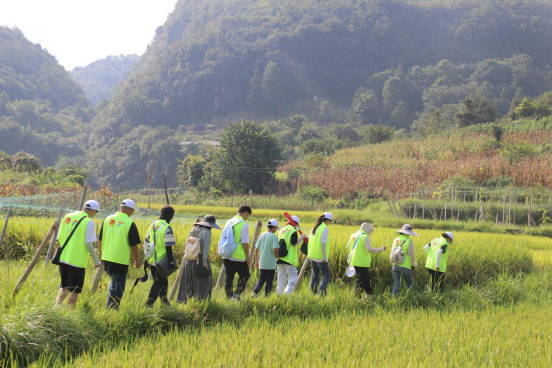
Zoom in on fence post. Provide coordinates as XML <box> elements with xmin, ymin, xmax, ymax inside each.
<box><xmin>0</xmin><ymin>207</ymin><xmax>11</xmax><ymax>256</ymax></box>
<box><xmin>44</xmin><ymin>209</ymin><xmax>63</xmax><ymax>265</ymax></box>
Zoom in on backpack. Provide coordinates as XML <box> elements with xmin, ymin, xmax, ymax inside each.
<box><xmin>278</xmin><ymin>239</ymin><xmax>288</xmax><ymax>258</ymax></box>
<box><xmin>143</xmin><ymin>221</ymin><xmax>158</xmax><ymax>259</ymax></box>
<box><xmin>184</xmin><ymin>236</ymin><xmax>201</xmax><ymax>261</ymax></box>
<box><xmin>389</xmin><ymin>239</ymin><xmax>407</xmax><ymax>264</ymax></box>
<box><xmin>218</xmin><ymin>218</ymin><xmax>244</xmax><ymax>258</ymax></box>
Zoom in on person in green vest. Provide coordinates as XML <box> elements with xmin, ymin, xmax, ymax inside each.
<box><xmin>55</xmin><ymin>200</ymin><xmax>101</xmax><ymax>307</ymax></box>
<box><xmin>222</xmin><ymin>204</ymin><xmax>252</xmax><ymax>300</ymax></box>
<box><xmin>98</xmin><ymin>199</ymin><xmax>142</xmax><ymax>309</ymax></box>
<box><xmin>146</xmin><ymin>205</ymin><xmax>178</xmax><ymax>306</ymax></box>
<box><xmin>424</xmin><ymin>231</ymin><xmax>454</xmax><ymax>292</ymax></box>
<box><xmin>346</xmin><ymin>222</ymin><xmax>386</xmax><ymax>298</ymax></box>
<box><xmin>276</xmin><ymin>215</ymin><xmax>306</xmax><ymax>295</ymax></box>
<box><xmin>391</xmin><ymin>224</ymin><xmax>418</xmax><ymax>296</ymax></box>
<box><xmin>251</xmin><ymin>219</ymin><xmax>280</xmax><ymax>297</ymax></box>
<box><xmin>308</xmin><ymin>212</ymin><xmax>334</xmax><ymax>296</ymax></box>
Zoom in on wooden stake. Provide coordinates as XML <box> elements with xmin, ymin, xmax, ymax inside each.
<box><xmin>215</xmin><ymin>265</ymin><xmax>226</xmax><ymax>290</ymax></box>
<box><xmin>44</xmin><ymin>209</ymin><xmax>63</xmax><ymax>265</ymax></box>
<box><xmin>169</xmin><ymin>216</ymin><xmax>202</xmax><ymax>301</ymax></box>
<box><xmin>13</xmin><ymin>218</ymin><xmax>59</xmax><ymax>297</ymax></box>
<box><xmin>295</xmin><ymin>256</ymin><xmax>310</xmax><ymax>292</ymax></box>
<box><xmin>90</xmin><ymin>263</ymin><xmax>104</xmax><ymax>294</ymax></box>
<box><xmin>248</xmin><ymin>220</ymin><xmax>263</xmax><ymax>273</ymax></box>
<box><xmin>78</xmin><ymin>181</ymin><xmax>88</xmax><ymax>209</ymax></box>
<box><xmin>0</xmin><ymin>207</ymin><xmax>11</xmax><ymax>256</ymax></box>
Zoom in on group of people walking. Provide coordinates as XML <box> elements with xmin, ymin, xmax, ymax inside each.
<box><xmin>53</xmin><ymin>200</ymin><xmax>454</xmax><ymax>308</ymax></box>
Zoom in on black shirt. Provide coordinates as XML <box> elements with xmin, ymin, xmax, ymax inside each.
<box><xmin>277</xmin><ymin>231</ymin><xmax>298</xmax><ymax>265</ymax></box>
<box><xmin>99</xmin><ymin>222</ymin><xmax>142</xmax><ymax>275</ymax></box>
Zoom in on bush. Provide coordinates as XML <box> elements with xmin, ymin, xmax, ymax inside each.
<box><xmin>299</xmin><ymin>186</ymin><xmax>329</xmax><ymax>202</ymax></box>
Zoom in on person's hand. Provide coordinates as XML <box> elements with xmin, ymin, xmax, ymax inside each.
<box><xmin>322</xmin><ymin>259</ymin><xmax>327</xmax><ymax>263</ymax></box>
<box><xmin>411</xmin><ymin>266</ymin><xmax>416</xmax><ymax>273</ymax></box>
<box><xmin>203</xmin><ymin>263</ymin><xmax>209</xmax><ymax>269</ymax></box>
<box><xmin>135</xmin><ymin>260</ymin><xmax>141</xmax><ymax>269</ymax></box>
<box><xmin>383</xmin><ymin>246</ymin><xmax>387</xmax><ymax>251</ymax></box>
<box><xmin>436</xmin><ymin>266</ymin><xmax>440</xmax><ymax>271</ymax></box>
<box><xmin>246</xmin><ymin>256</ymin><xmax>252</xmax><ymax>265</ymax></box>
<box><xmin>255</xmin><ymin>261</ymin><xmax>260</xmax><ymax>269</ymax></box>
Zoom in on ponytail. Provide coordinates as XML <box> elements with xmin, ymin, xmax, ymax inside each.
<box><xmin>312</xmin><ymin>215</ymin><xmax>325</xmax><ymax>235</ymax></box>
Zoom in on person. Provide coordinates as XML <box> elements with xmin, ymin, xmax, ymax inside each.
<box><xmin>424</xmin><ymin>231</ymin><xmax>454</xmax><ymax>292</ymax></box>
<box><xmin>251</xmin><ymin>219</ymin><xmax>280</xmax><ymax>297</ymax></box>
<box><xmin>391</xmin><ymin>224</ymin><xmax>418</xmax><ymax>296</ymax></box>
<box><xmin>222</xmin><ymin>204</ymin><xmax>252</xmax><ymax>300</ymax></box>
<box><xmin>276</xmin><ymin>215</ymin><xmax>306</xmax><ymax>295</ymax></box>
<box><xmin>177</xmin><ymin>214</ymin><xmax>221</xmax><ymax>303</ymax></box>
<box><xmin>145</xmin><ymin>205</ymin><xmax>178</xmax><ymax>306</ymax></box>
<box><xmin>55</xmin><ymin>200</ymin><xmax>101</xmax><ymax>307</ymax></box>
<box><xmin>308</xmin><ymin>212</ymin><xmax>334</xmax><ymax>296</ymax></box>
<box><xmin>346</xmin><ymin>223</ymin><xmax>386</xmax><ymax>298</ymax></box>
<box><xmin>98</xmin><ymin>199</ymin><xmax>142</xmax><ymax>309</ymax></box>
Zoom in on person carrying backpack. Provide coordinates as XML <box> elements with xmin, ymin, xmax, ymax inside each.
<box><xmin>346</xmin><ymin>223</ymin><xmax>386</xmax><ymax>298</ymax></box>
<box><xmin>424</xmin><ymin>232</ymin><xmax>454</xmax><ymax>292</ymax></box>
<box><xmin>308</xmin><ymin>212</ymin><xmax>334</xmax><ymax>296</ymax></box>
<box><xmin>251</xmin><ymin>219</ymin><xmax>280</xmax><ymax>297</ymax></box>
<box><xmin>145</xmin><ymin>205</ymin><xmax>178</xmax><ymax>307</ymax></box>
<box><xmin>390</xmin><ymin>224</ymin><xmax>418</xmax><ymax>296</ymax></box>
<box><xmin>276</xmin><ymin>215</ymin><xmax>306</xmax><ymax>295</ymax></box>
<box><xmin>221</xmin><ymin>204</ymin><xmax>252</xmax><ymax>300</ymax></box>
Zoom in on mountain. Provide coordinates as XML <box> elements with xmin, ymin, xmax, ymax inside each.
<box><xmin>0</xmin><ymin>27</ymin><xmax>94</xmax><ymax>166</ymax></box>
<box><xmin>71</xmin><ymin>54</ymin><xmax>140</xmax><ymax>106</ymax></box>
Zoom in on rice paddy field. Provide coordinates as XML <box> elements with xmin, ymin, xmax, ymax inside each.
<box><xmin>1</xmin><ymin>205</ymin><xmax>552</xmax><ymax>367</ymax></box>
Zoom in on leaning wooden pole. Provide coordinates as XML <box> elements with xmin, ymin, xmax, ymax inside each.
<box><xmin>169</xmin><ymin>216</ymin><xmax>202</xmax><ymax>301</ymax></box>
<box><xmin>13</xmin><ymin>218</ymin><xmax>59</xmax><ymax>297</ymax></box>
<box><xmin>295</xmin><ymin>255</ymin><xmax>310</xmax><ymax>291</ymax></box>
<box><xmin>90</xmin><ymin>263</ymin><xmax>104</xmax><ymax>294</ymax></box>
<box><xmin>44</xmin><ymin>209</ymin><xmax>63</xmax><ymax>265</ymax></box>
<box><xmin>78</xmin><ymin>181</ymin><xmax>88</xmax><ymax>209</ymax></box>
<box><xmin>0</xmin><ymin>207</ymin><xmax>11</xmax><ymax>255</ymax></box>
<box><xmin>248</xmin><ymin>220</ymin><xmax>263</xmax><ymax>273</ymax></box>
<box><xmin>215</xmin><ymin>264</ymin><xmax>226</xmax><ymax>290</ymax></box>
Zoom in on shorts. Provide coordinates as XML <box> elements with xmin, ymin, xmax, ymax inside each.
<box><xmin>59</xmin><ymin>262</ymin><xmax>86</xmax><ymax>293</ymax></box>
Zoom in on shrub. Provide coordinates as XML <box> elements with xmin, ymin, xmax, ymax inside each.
<box><xmin>299</xmin><ymin>186</ymin><xmax>329</xmax><ymax>202</ymax></box>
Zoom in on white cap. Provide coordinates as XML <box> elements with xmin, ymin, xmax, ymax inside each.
<box><xmin>120</xmin><ymin>199</ymin><xmax>136</xmax><ymax>210</ymax></box>
<box><xmin>83</xmin><ymin>200</ymin><xmax>100</xmax><ymax>212</ymax></box>
<box><xmin>291</xmin><ymin>215</ymin><xmax>300</xmax><ymax>224</ymax></box>
<box><xmin>323</xmin><ymin>212</ymin><xmax>334</xmax><ymax>221</ymax></box>
<box><xmin>267</xmin><ymin>219</ymin><xmax>279</xmax><ymax>228</ymax></box>
<box><xmin>443</xmin><ymin>232</ymin><xmax>454</xmax><ymax>241</ymax></box>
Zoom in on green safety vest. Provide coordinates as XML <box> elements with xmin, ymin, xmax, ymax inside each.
<box><xmin>278</xmin><ymin>224</ymin><xmax>299</xmax><ymax>266</ymax></box>
<box><xmin>425</xmin><ymin>237</ymin><xmax>450</xmax><ymax>272</ymax></box>
<box><xmin>148</xmin><ymin>220</ymin><xmax>170</xmax><ymax>264</ymax></box>
<box><xmin>308</xmin><ymin>223</ymin><xmax>330</xmax><ymax>260</ymax></box>
<box><xmin>59</xmin><ymin>211</ymin><xmax>92</xmax><ymax>268</ymax></box>
<box><xmin>101</xmin><ymin>212</ymin><xmax>134</xmax><ymax>265</ymax></box>
<box><xmin>392</xmin><ymin>234</ymin><xmax>412</xmax><ymax>269</ymax></box>
<box><xmin>348</xmin><ymin>230</ymin><xmax>371</xmax><ymax>268</ymax></box>
<box><xmin>231</xmin><ymin>215</ymin><xmax>248</xmax><ymax>261</ymax></box>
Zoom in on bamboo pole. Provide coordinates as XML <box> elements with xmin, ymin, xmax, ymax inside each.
<box><xmin>44</xmin><ymin>209</ymin><xmax>63</xmax><ymax>265</ymax></box>
<box><xmin>215</xmin><ymin>265</ymin><xmax>226</xmax><ymax>290</ymax></box>
<box><xmin>78</xmin><ymin>181</ymin><xmax>88</xmax><ymax>209</ymax></box>
<box><xmin>0</xmin><ymin>207</ymin><xmax>11</xmax><ymax>255</ymax></box>
<box><xmin>295</xmin><ymin>255</ymin><xmax>310</xmax><ymax>292</ymax></box>
<box><xmin>13</xmin><ymin>218</ymin><xmax>59</xmax><ymax>297</ymax></box>
<box><xmin>90</xmin><ymin>263</ymin><xmax>104</xmax><ymax>294</ymax></box>
<box><xmin>169</xmin><ymin>216</ymin><xmax>202</xmax><ymax>301</ymax></box>
<box><xmin>248</xmin><ymin>220</ymin><xmax>263</xmax><ymax>273</ymax></box>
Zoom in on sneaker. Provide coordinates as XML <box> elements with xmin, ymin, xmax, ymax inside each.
<box><xmin>230</xmin><ymin>293</ymin><xmax>241</xmax><ymax>301</ymax></box>
<box><xmin>250</xmin><ymin>293</ymin><xmax>259</xmax><ymax>298</ymax></box>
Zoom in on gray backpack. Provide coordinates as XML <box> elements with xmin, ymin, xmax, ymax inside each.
<box><xmin>389</xmin><ymin>239</ymin><xmax>407</xmax><ymax>264</ymax></box>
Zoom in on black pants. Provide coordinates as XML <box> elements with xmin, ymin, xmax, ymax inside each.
<box><xmin>427</xmin><ymin>268</ymin><xmax>446</xmax><ymax>292</ymax></box>
<box><xmin>253</xmin><ymin>269</ymin><xmax>276</xmax><ymax>296</ymax></box>
<box><xmin>146</xmin><ymin>266</ymin><xmax>170</xmax><ymax>306</ymax></box>
<box><xmin>223</xmin><ymin>259</ymin><xmax>250</xmax><ymax>298</ymax></box>
<box><xmin>354</xmin><ymin>266</ymin><xmax>373</xmax><ymax>296</ymax></box>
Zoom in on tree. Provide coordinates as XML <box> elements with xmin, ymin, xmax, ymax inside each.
<box><xmin>346</xmin><ymin>87</ymin><xmax>379</xmax><ymax>125</ymax></box>
<box><xmin>247</xmin><ymin>67</ymin><xmax>264</xmax><ymax>112</ymax></box>
<box><xmin>262</xmin><ymin>61</ymin><xmax>283</xmax><ymax>114</ymax></box>
<box><xmin>11</xmin><ymin>151</ymin><xmax>42</xmax><ymax>172</ymax></box>
<box><xmin>454</xmin><ymin>95</ymin><xmax>497</xmax><ymax>128</ymax></box>
<box><xmin>514</xmin><ymin>97</ymin><xmax>537</xmax><ymax>118</ymax></box>
<box><xmin>360</xmin><ymin>125</ymin><xmax>395</xmax><ymax>144</ymax></box>
<box><xmin>178</xmin><ymin>155</ymin><xmax>205</xmax><ymax>188</ymax></box>
<box><xmin>382</xmin><ymin>76</ymin><xmax>408</xmax><ymax>116</ymax></box>
<box><xmin>214</xmin><ymin>120</ymin><xmax>281</xmax><ymax>194</ymax></box>
<box><xmin>0</xmin><ymin>151</ymin><xmax>11</xmax><ymax>170</ymax></box>
<box><xmin>390</xmin><ymin>101</ymin><xmax>410</xmax><ymax>128</ymax></box>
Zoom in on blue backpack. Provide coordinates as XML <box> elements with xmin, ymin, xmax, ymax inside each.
<box><xmin>218</xmin><ymin>218</ymin><xmax>244</xmax><ymax>258</ymax></box>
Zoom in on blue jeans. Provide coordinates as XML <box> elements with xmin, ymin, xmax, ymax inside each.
<box><xmin>392</xmin><ymin>265</ymin><xmax>413</xmax><ymax>295</ymax></box>
<box><xmin>106</xmin><ymin>272</ymin><xmax>127</xmax><ymax>309</ymax></box>
<box><xmin>310</xmin><ymin>261</ymin><xmax>331</xmax><ymax>295</ymax></box>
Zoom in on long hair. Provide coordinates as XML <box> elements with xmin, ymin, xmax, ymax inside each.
<box><xmin>312</xmin><ymin>215</ymin><xmax>325</xmax><ymax>234</ymax></box>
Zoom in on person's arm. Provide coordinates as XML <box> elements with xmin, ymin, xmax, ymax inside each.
<box><xmin>423</xmin><ymin>243</ymin><xmax>431</xmax><ymax>253</ymax></box>
<box><xmin>86</xmin><ymin>243</ymin><xmax>100</xmax><ymax>266</ymax></box>
<box><xmin>165</xmin><ymin>225</ymin><xmax>177</xmax><ymax>270</ymax></box>
<box><xmin>128</xmin><ymin>223</ymin><xmax>142</xmax><ymax>268</ymax></box>
<box><xmin>408</xmin><ymin>240</ymin><xmax>417</xmax><ymax>268</ymax></box>
<box><xmin>321</xmin><ymin>228</ymin><xmax>329</xmax><ymax>262</ymax></box>
<box><xmin>436</xmin><ymin>244</ymin><xmax>447</xmax><ymax>271</ymax></box>
<box><xmin>255</xmin><ymin>247</ymin><xmax>260</xmax><ymax>269</ymax></box>
<box><xmin>97</xmin><ymin>223</ymin><xmax>104</xmax><ymax>259</ymax></box>
<box><xmin>273</xmin><ymin>234</ymin><xmax>279</xmax><ymax>260</ymax></box>
<box><xmin>85</xmin><ymin>221</ymin><xmax>100</xmax><ymax>266</ymax></box>
<box><xmin>241</xmin><ymin>223</ymin><xmax>251</xmax><ymax>264</ymax></box>
<box><xmin>202</xmin><ymin>230</ymin><xmax>212</xmax><ymax>266</ymax></box>
<box><xmin>365</xmin><ymin>236</ymin><xmax>385</xmax><ymax>254</ymax></box>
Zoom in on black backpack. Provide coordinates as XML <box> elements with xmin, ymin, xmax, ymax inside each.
<box><xmin>279</xmin><ymin>239</ymin><xmax>288</xmax><ymax>258</ymax></box>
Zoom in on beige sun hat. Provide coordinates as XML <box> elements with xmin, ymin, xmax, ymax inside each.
<box><xmin>398</xmin><ymin>224</ymin><xmax>419</xmax><ymax>237</ymax></box>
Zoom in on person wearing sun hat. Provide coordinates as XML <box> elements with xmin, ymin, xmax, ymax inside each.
<box><xmin>251</xmin><ymin>219</ymin><xmax>280</xmax><ymax>297</ymax></box>
<box><xmin>424</xmin><ymin>231</ymin><xmax>454</xmax><ymax>292</ymax></box>
<box><xmin>391</xmin><ymin>224</ymin><xmax>418</xmax><ymax>296</ymax></box>
<box><xmin>98</xmin><ymin>199</ymin><xmax>142</xmax><ymax>309</ymax></box>
<box><xmin>308</xmin><ymin>212</ymin><xmax>334</xmax><ymax>296</ymax></box>
<box><xmin>55</xmin><ymin>200</ymin><xmax>101</xmax><ymax>307</ymax></box>
<box><xmin>177</xmin><ymin>214</ymin><xmax>222</xmax><ymax>303</ymax></box>
<box><xmin>346</xmin><ymin>222</ymin><xmax>386</xmax><ymax>298</ymax></box>
<box><xmin>276</xmin><ymin>215</ymin><xmax>306</xmax><ymax>295</ymax></box>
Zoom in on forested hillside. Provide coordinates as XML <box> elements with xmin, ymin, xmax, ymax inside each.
<box><xmin>0</xmin><ymin>27</ymin><xmax>94</xmax><ymax>166</ymax></box>
<box><xmin>71</xmin><ymin>54</ymin><xmax>139</xmax><ymax>106</ymax></box>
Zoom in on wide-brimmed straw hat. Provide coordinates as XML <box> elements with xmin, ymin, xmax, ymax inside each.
<box><xmin>397</xmin><ymin>224</ymin><xmax>418</xmax><ymax>237</ymax></box>
<box><xmin>194</xmin><ymin>214</ymin><xmax>221</xmax><ymax>229</ymax></box>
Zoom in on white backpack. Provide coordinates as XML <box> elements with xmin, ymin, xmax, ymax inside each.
<box><xmin>218</xmin><ymin>218</ymin><xmax>244</xmax><ymax>258</ymax></box>
<box><xmin>184</xmin><ymin>236</ymin><xmax>201</xmax><ymax>261</ymax></box>
<box><xmin>143</xmin><ymin>221</ymin><xmax>158</xmax><ymax>258</ymax></box>
<box><xmin>389</xmin><ymin>239</ymin><xmax>407</xmax><ymax>264</ymax></box>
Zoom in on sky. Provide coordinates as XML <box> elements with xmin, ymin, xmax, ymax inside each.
<box><xmin>0</xmin><ymin>0</ymin><xmax>176</xmax><ymax>70</ymax></box>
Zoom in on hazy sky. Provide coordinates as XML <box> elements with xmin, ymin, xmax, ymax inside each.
<box><xmin>0</xmin><ymin>0</ymin><xmax>176</xmax><ymax>70</ymax></box>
